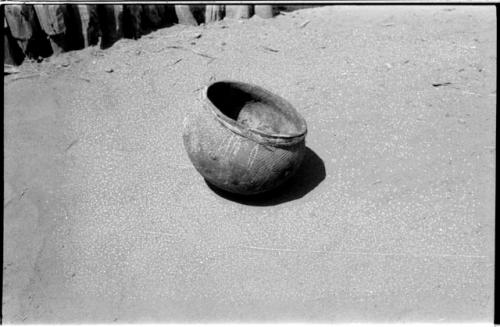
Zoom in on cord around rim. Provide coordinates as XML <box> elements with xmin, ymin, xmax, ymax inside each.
<box><xmin>201</xmin><ymin>84</ymin><xmax>307</xmax><ymax>147</ymax></box>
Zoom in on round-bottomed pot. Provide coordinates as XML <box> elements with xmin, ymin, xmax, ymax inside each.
<box><xmin>182</xmin><ymin>80</ymin><xmax>308</xmax><ymax>195</ymax></box>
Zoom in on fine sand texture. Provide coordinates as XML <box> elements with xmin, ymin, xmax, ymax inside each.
<box><xmin>3</xmin><ymin>5</ymin><xmax>496</xmax><ymax>323</ymax></box>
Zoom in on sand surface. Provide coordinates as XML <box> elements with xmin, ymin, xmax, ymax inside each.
<box><xmin>3</xmin><ymin>5</ymin><xmax>496</xmax><ymax>323</ymax></box>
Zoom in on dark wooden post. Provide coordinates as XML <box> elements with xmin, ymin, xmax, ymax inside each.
<box><xmin>143</xmin><ymin>4</ymin><xmax>166</xmax><ymax>29</ymax></box>
<box><xmin>123</xmin><ymin>4</ymin><xmax>144</xmax><ymax>39</ymax></box>
<box><xmin>98</xmin><ymin>5</ymin><xmax>123</xmax><ymax>48</ymax></box>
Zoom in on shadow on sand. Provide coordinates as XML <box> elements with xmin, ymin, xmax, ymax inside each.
<box><xmin>206</xmin><ymin>147</ymin><xmax>326</xmax><ymax>206</ymax></box>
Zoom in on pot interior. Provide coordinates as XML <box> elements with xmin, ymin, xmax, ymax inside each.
<box><xmin>207</xmin><ymin>81</ymin><xmax>306</xmax><ymax>136</ymax></box>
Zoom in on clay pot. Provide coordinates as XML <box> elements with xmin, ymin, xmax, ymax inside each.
<box><xmin>183</xmin><ymin>80</ymin><xmax>307</xmax><ymax>195</ymax></box>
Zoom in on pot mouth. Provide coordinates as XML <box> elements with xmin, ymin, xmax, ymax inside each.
<box><xmin>203</xmin><ymin>80</ymin><xmax>307</xmax><ymax>146</ymax></box>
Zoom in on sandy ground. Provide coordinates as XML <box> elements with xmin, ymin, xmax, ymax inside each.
<box><xmin>3</xmin><ymin>5</ymin><xmax>496</xmax><ymax>323</ymax></box>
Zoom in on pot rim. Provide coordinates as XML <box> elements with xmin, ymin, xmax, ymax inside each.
<box><xmin>202</xmin><ymin>80</ymin><xmax>308</xmax><ymax>146</ymax></box>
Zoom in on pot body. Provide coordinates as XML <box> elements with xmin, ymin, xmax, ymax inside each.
<box><xmin>183</xmin><ymin>89</ymin><xmax>306</xmax><ymax>195</ymax></box>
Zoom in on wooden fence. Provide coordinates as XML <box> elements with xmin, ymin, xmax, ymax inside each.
<box><xmin>4</xmin><ymin>4</ymin><xmax>279</xmax><ymax>65</ymax></box>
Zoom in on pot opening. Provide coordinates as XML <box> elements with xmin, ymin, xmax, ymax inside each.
<box><xmin>206</xmin><ymin>81</ymin><xmax>306</xmax><ymax>137</ymax></box>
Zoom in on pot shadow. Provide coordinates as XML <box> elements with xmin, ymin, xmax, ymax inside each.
<box><xmin>205</xmin><ymin>147</ymin><xmax>326</xmax><ymax>206</ymax></box>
